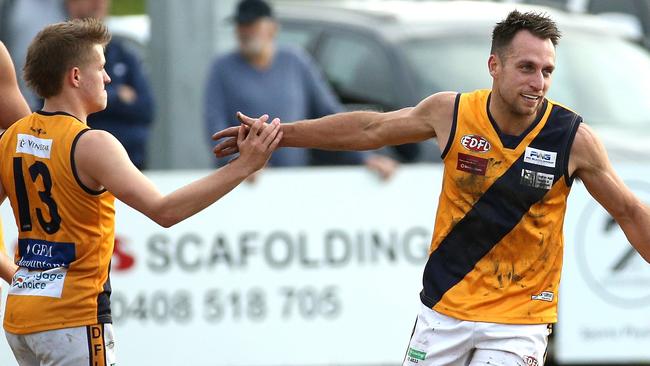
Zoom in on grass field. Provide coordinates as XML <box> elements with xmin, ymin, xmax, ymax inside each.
<box><xmin>111</xmin><ymin>0</ymin><xmax>146</xmax><ymax>15</ymax></box>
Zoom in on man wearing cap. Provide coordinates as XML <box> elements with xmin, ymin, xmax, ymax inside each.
<box><xmin>204</xmin><ymin>0</ymin><xmax>398</xmax><ymax>178</ymax></box>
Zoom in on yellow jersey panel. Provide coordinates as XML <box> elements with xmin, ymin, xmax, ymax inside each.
<box><xmin>421</xmin><ymin>90</ymin><xmax>581</xmax><ymax>324</ymax></box>
<box><xmin>0</xmin><ymin>111</ymin><xmax>115</xmax><ymax>334</ymax></box>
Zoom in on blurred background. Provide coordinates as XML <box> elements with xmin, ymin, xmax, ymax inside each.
<box><xmin>0</xmin><ymin>0</ymin><xmax>649</xmax><ymax>365</ymax></box>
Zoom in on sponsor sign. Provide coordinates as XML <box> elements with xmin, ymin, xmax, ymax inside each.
<box><xmin>523</xmin><ymin>355</ymin><xmax>539</xmax><ymax>366</ymax></box>
<box><xmin>460</xmin><ymin>134</ymin><xmax>491</xmax><ymax>153</ymax></box>
<box><xmin>16</xmin><ymin>134</ymin><xmax>53</xmax><ymax>159</ymax></box>
<box><xmin>520</xmin><ymin>169</ymin><xmax>554</xmax><ymax>190</ymax></box>
<box><xmin>16</xmin><ymin>239</ymin><xmax>75</xmax><ymax>270</ymax></box>
<box><xmin>524</xmin><ymin>147</ymin><xmax>557</xmax><ymax>168</ymax></box>
<box><xmin>407</xmin><ymin>347</ymin><xmax>426</xmax><ymax>363</ymax></box>
<box><xmin>457</xmin><ymin>153</ymin><xmax>488</xmax><ymax>176</ymax></box>
<box><xmin>9</xmin><ymin>267</ymin><xmax>67</xmax><ymax>298</ymax></box>
<box><xmin>1</xmin><ymin>165</ymin><xmax>648</xmax><ymax>365</ymax></box>
<box><xmin>1</xmin><ymin>167</ymin><xmax>437</xmax><ymax>366</ymax></box>
<box><xmin>557</xmin><ymin>171</ymin><xmax>650</xmax><ymax>364</ymax></box>
<box><xmin>531</xmin><ymin>291</ymin><xmax>554</xmax><ymax>302</ymax></box>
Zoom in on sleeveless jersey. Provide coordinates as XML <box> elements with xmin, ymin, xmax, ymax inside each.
<box><xmin>420</xmin><ymin>89</ymin><xmax>581</xmax><ymax>324</ymax></box>
<box><xmin>0</xmin><ymin>111</ymin><xmax>115</xmax><ymax>334</ymax></box>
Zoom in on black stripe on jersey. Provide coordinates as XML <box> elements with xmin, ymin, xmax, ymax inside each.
<box><xmin>420</xmin><ymin>104</ymin><xmax>580</xmax><ymax>308</ymax></box>
<box><xmin>97</xmin><ymin>263</ymin><xmax>112</xmax><ymax>324</ymax></box>
<box><xmin>562</xmin><ymin>114</ymin><xmax>581</xmax><ymax>185</ymax></box>
<box><xmin>70</xmin><ymin>129</ymin><xmax>107</xmax><ymax>196</ymax></box>
<box><xmin>441</xmin><ymin>93</ymin><xmax>461</xmax><ymax>160</ymax></box>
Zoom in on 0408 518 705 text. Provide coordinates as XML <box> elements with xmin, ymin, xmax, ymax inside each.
<box><xmin>110</xmin><ymin>285</ymin><xmax>342</xmax><ymax>325</ymax></box>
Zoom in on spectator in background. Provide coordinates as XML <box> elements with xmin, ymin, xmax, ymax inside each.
<box><xmin>204</xmin><ymin>0</ymin><xmax>397</xmax><ymax>179</ymax></box>
<box><xmin>1</xmin><ymin>0</ymin><xmax>67</xmax><ymax>110</ymax></box>
<box><xmin>67</xmin><ymin>0</ymin><xmax>154</xmax><ymax>169</ymax></box>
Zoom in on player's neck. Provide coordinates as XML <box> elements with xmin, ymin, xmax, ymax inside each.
<box><xmin>42</xmin><ymin>97</ymin><xmax>88</xmax><ymax>123</ymax></box>
<box><xmin>488</xmin><ymin>93</ymin><xmax>538</xmax><ymax>136</ymax></box>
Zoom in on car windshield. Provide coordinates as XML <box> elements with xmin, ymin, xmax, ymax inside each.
<box><xmin>402</xmin><ymin>31</ymin><xmax>650</xmax><ymax>129</ymax></box>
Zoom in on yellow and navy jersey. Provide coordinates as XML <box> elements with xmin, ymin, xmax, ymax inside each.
<box><xmin>421</xmin><ymin>89</ymin><xmax>581</xmax><ymax>324</ymax></box>
<box><xmin>0</xmin><ymin>111</ymin><xmax>115</xmax><ymax>334</ymax></box>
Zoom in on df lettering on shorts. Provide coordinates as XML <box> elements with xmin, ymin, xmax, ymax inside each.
<box><xmin>87</xmin><ymin>325</ymin><xmax>107</xmax><ymax>366</ymax></box>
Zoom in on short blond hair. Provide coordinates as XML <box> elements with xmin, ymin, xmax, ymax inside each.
<box><xmin>24</xmin><ymin>18</ymin><xmax>111</xmax><ymax>98</ymax></box>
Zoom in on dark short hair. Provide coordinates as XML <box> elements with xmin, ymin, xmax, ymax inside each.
<box><xmin>23</xmin><ymin>18</ymin><xmax>111</xmax><ymax>98</ymax></box>
<box><xmin>491</xmin><ymin>10</ymin><xmax>561</xmax><ymax>57</ymax></box>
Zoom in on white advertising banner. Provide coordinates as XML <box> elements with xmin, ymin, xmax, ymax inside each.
<box><xmin>0</xmin><ymin>165</ymin><xmax>648</xmax><ymax>365</ymax></box>
<box><xmin>557</xmin><ymin>164</ymin><xmax>650</xmax><ymax>364</ymax></box>
<box><xmin>0</xmin><ymin>166</ymin><xmax>440</xmax><ymax>366</ymax></box>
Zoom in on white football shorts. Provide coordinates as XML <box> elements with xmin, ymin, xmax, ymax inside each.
<box><xmin>6</xmin><ymin>323</ymin><xmax>116</xmax><ymax>366</ymax></box>
<box><xmin>403</xmin><ymin>302</ymin><xmax>550</xmax><ymax>366</ymax></box>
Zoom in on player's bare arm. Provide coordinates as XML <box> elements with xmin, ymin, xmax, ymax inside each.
<box><xmin>0</xmin><ymin>184</ymin><xmax>17</xmax><ymax>283</ymax></box>
<box><xmin>570</xmin><ymin>123</ymin><xmax>650</xmax><ymax>263</ymax></box>
<box><xmin>212</xmin><ymin>91</ymin><xmax>457</xmax><ymax>157</ymax></box>
<box><xmin>75</xmin><ymin>116</ymin><xmax>282</xmax><ymax>228</ymax></box>
<box><xmin>0</xmin><ymin>42</ymin><xmax>31</xmax><ymax>129</ymax></box>
<box><xmin>0</xmin><ymin>245</ymin><xmax>17</xmax><ymax>284</ymax></box>
<box><xmin>0</xmin><ymin>42</ymin><xmax>24</xmax><ymax>283</ymax></box>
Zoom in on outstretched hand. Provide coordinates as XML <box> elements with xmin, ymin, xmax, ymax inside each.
<box><xmin>212</xmin><ymin>112</ymin><xmax>267</xmax><ymax>158</ymax></box>
<box><xmin>228</xmin><ymin>114</ymin><xmax>282</xmax><ymax>174</ymax></box>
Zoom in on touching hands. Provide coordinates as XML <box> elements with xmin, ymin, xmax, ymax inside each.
<box><xmin>213</xmin><ymin>112</ymin><xmax>264</xmax><ymax>158</ymax></box>
<box><xmin>229</xmin><ymin>114</ymin><xmax>282</xmax><ymax>175</ymax></box>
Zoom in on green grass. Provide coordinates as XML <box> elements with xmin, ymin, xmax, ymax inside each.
<box><xmin>110</xmin><ymin>0</ymin><xmax>146</xmax><ymax>15</ymax></box>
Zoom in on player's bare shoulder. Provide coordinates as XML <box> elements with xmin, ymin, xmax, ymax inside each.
<box><xmin>412</xmin><ymin>91</ymin><xmax>458</xmax><ymax>150</ymax></box>
<box><xmin>76</xmin><ymin>128</ymin><xmax>121</xmax><ymax>149</ymax></box>
<box><xmin>568</xmin><ymin>122</ymin><xmax>608</xmax><ymax>177</ymax></box>
<box><xmin>74</xmin><ymin>129</ymin><xmax>129</xmax><ymax>171</ymax></box>
<box><xmin>414</xmin><ymin>92</ymin><xmax>457</xmax><ymax>118</ymax></box>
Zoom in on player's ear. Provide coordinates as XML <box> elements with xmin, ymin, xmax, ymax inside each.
<box><xmin>488</xmin><ymin>54</ymin><xmax>499</xmax><ymax>78</ymax></box>
<box><xmin>69</xmin><ymin>67</ymin><xmax>81</xmax><ymax>88</ymax></box>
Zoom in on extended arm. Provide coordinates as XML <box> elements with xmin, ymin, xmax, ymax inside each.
<box><xmin>213</xmin><ymin>92</ymin><xmax>457</xmax><ymax>157</ymax></box>
<box><xmin>571</xmin><ymin>124</ymin><xmax>650</xmax><ymax>262</ymax></box>
<box><xmin>76</xmin><ymin>117</ymin><xmax>282</xmax><ymax>228</ymax></box>
<box><xmin>0</xmin><ymin>42</ymin><xmax>30</xmax><ymax>129</ymax></box>
<box><xmin>0</xmin><ymin>184</ymin><xmax>17</xmax><ymax>283</ymax></box>
<box><xmin>0</xmin><ymin>247</ymin><xmax>17</xmax><ymax>283</ymax></box>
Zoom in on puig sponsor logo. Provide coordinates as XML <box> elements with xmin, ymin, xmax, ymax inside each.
<box><xmin>524</xmin><ymin>147</ymin><xmax>557</xmax><ymax>168</ymax></box>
